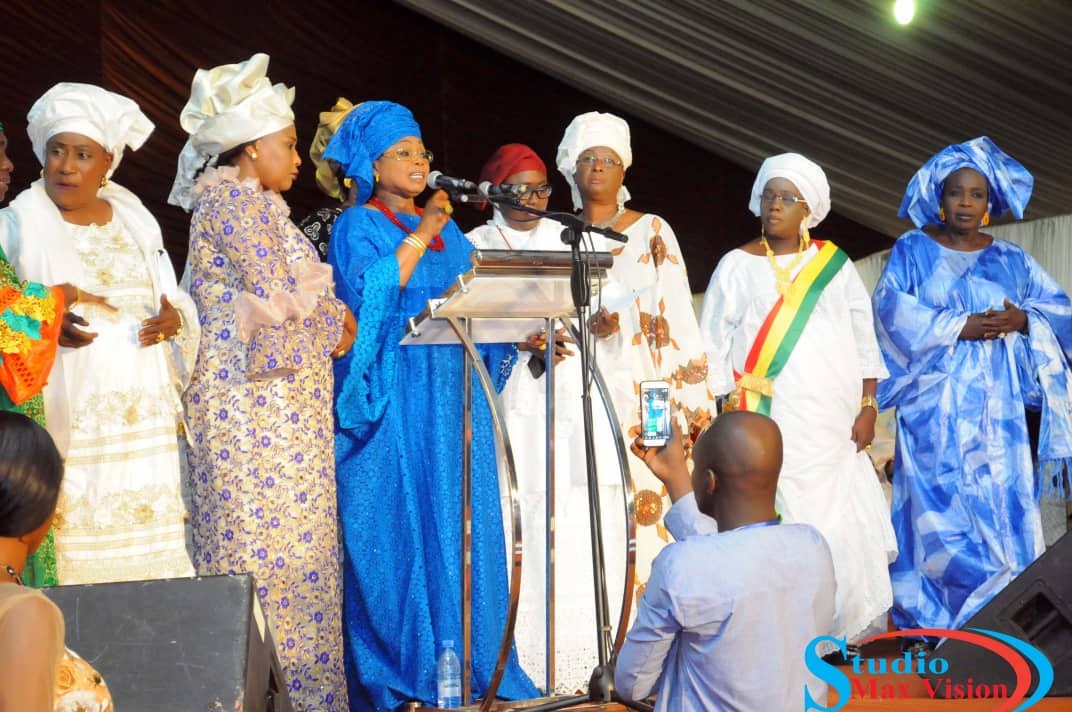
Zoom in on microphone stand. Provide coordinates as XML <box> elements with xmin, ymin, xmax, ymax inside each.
<box><xmin>483</xmin><ymin>196</ymin><xmax>654</xmax><ymax>712</ymax></box>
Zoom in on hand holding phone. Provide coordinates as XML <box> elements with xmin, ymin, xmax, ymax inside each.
<box><xmin>640</xmin><ymin>380</ymin><xmax>672</xmax><ymax>447</ymax></box>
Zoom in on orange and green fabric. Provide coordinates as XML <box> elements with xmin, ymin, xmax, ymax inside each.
<box><xmin>0</xmin><ymin>245</ymin><xmax>62</xmax><ymax>587</ymax></box>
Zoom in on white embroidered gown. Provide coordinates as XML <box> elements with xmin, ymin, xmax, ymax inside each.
<box><xmin>55</xmin><ymin>219</ymin><xmax>195</xmax><ymax>584</ymax></box>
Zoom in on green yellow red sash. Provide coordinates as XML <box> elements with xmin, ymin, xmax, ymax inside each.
<box><xmin>732</xmin><ymin>240</ymin><xmax>848</xmax><ymax>415</ymax></box>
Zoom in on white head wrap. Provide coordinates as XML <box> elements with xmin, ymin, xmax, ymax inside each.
<box><xmin>555</xmin><ymin>111</ymin><xmax>633</xmax><ymax>211</ymax></box>
<box><xmin>748</xmin><ymin>153</ymin><xmax>831</xmax><ymax>228</ymax></box>
<box><xmin>168</xmin><ymin>53</ymin><xmax>295</xmax><ymax>210</ymax></box>
<box><xmin>26</xmin><ymin>82</ymin><xmax>153</xmax><ymax>179</ymax></box>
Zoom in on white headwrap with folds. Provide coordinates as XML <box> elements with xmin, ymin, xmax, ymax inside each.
<box><xmin>748</xmin><ymin>153</ymin><xmax>831</xmax><ymax>228</ymax></box>
<box><xmin>556</xmin><ymin>111</ymin><xmax>633</xmax><ymax>211</ymax></box>
<box><xmin>168</xmin><ymin>53</ymin><xmax>295</xmax><ymax>211</ymax></box>
<box><xmin>26</xmin><ymin>82</ymin><xmax>153</xmax><ymax>179</ymax></box>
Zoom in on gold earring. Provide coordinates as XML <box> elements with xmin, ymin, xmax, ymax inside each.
<box><xmin>343</xmin><ymin>177</ymin><xmax>354</xmax><ymax>189</ymax></box>
<box><xmin>99</xmin><ymin>175</ymin><xmax>108</xmax><ymax>188</ymax></box>
<box><xmin>374</xmin><ymin>172</ymin><xmax>379</xmax><ymax>183</ymax></box>
<box><xmin>250</xmin><ymin>151</ymin><xmax>258</xmax><ymax>160</ymax></box>
<box><xmin>800</xmin><ymin>220</ymin><xmax>811</xmax><ymax>249</ymax></box>
<box><xmin>982</xmin><ymin>212</ymin><xmax>990</xmax><ymax>226</ymax></box>
<box><xmin>939</xmin><ymin>207</ymin><xmax>946</xmax><ymax>222</ymax></box>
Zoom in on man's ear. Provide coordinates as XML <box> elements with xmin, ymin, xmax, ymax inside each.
<box><xmin>703</xmin><ymin>468</ymin><xmax>717</xmax><ymax>496</ymax></box>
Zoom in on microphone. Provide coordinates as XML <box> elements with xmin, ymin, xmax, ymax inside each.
<box><xmin>478</xmin><ymin>181</ymin><xmax>530</xmax><ymax>199</ymax></box>
<box><xmin>427</xmin><ymin>171</ymin><xmax>479</xmax><ymax>194</ymax></box>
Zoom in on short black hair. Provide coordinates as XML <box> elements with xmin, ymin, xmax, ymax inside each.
<box><xmin>0</xmin><ymin>412</ymin><xmax>64</xmax><ymax>538</ymax></box>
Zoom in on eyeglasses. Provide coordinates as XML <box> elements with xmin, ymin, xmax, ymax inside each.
<box><xmin>383</xmin><ymin>148</ymin><xmax>434</xmax><ymax>163</ymax></box>
<box><xmin>576</xmin><ymin>155</ymin><xmax>623</xmax><ymax>168</ymax></box>
<box><xmin>513</xmin><ymin>183</ymin><xmax>553</xmax><ymax>199</ymax></box>
<box><xmin>759</xmin><ymin>191</ymin><xmax>807</xmax><ymax>206</ymax></box>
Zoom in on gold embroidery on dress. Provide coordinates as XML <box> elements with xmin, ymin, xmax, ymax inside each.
<box><xmin>64</xmin><ymin>443</ymin><xmax>177</xmax><ymax>467</ymax></box>
<box><xmin>69</xmin><ymin>219</ymin><xmax>154</xmax><ymax>301</ymax></box>
<box><xmin>69</xmin><ymin>425</ymin><xmax>177</xmax><ymax>450</ymax></box>
<box><xmin>54</xmin><ymin>480</ymin><xmax>192</xmax><ymax>583</ymax></box>
<box><xmin>56</xmin><ymin>482</ymin><xmax>187</xmax><ymax>534</ymax></box>
<box><xmin>70</xmin><ymin>388</ymin><xmax>178</xmax><ymax>434</ymax></box>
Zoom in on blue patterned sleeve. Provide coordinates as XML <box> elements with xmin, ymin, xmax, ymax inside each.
<box><xmin>201</xmin><ymin>183</ymin><xmax>342</xmax><ymax>379</ymax></box>
<box><xmin>873</xmin><ymin>233</ymin><xmax>968</xmax><ymax>408</ymax></box>
<box><xmin>328</xmin><ymin>208</ymin><xmax>403</xmax><ymax>435</ymax></box>
<box><xmin>1019</xmin><ymin>250</ymin><xmax>1072</xmax><ymax>360</ymax></box>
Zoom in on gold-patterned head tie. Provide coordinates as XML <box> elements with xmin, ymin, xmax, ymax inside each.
<box><xmin>310</xmin><ymin>97</ymin><xmax>358</xmax><ymax>201</ymax></box>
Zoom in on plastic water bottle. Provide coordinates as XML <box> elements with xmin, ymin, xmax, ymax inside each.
<box><xmin>436</xmin><ymin>639</ymin><xmax>462</xmax><ymax>708</ymax></box>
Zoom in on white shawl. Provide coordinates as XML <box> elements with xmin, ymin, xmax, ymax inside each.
<box><xmin>0</xmin><ymin>180</ymin><xmax>199</xmax><ymax>453</ymax></box>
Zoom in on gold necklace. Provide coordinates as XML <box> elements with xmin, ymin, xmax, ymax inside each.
<box><xmin>759</xmin><ymin>229</ymin><xmax>806</xmax><ymax>296</ymax></box>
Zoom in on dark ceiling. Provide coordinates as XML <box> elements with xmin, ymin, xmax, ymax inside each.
<box><xmin>398</xmin><ymin>0</ymin><xmax>1072</xmax><ymax>238</ymax></box>
<box><xmin>9</xmin><ymin>1</ymin><xmax>1061</xmax><ymax>293</ymax></box>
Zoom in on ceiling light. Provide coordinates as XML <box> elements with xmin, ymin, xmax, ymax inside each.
<box><xmin>894</xmin><ymin>0</ymin><xmax>916</xmax><ymax>25</ymax></box>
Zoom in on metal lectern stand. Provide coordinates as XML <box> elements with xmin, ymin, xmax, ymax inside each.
<box><xmin>401</xmin><ymin>249</ymin><xmax>637</xmax><ymax>711</ymax></box>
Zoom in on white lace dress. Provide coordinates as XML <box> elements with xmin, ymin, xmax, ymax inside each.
<box><xmin>54</xmin><ymin>219</ymin><xmax>195</xmax><ymax>584</ymax></box>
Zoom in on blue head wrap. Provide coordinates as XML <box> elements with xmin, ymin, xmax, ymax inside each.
<box><xmin>323</xmin><ymin>100</ymin><xmax>421</xmax><ymax>205</ymax></box>
<box><xmin>898</xmin><ymin>136</ymin><xmax>1033</xmax><ymax>228</ymax></box>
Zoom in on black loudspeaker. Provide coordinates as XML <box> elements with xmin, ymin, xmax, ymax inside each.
<box><xmin>925</xmin><ymin>531</ymin><xmax>1072</xmax><ymax>698</ymax></box>
<box><xmin>44</xmin><ymin>574</ymin><xmax>294</xmax><ymax>712</ymax></box>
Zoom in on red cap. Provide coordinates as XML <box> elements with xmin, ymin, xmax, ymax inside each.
<box><xmin>478</xmin><ymin>144</ymin><xmax>546</xmax><ymax>210</ymax></box>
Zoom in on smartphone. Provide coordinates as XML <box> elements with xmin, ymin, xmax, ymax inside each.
<box><xmin>640</xmin><ymin>380</ymin><xmax>672</xmax><ymax>447</ymax></box>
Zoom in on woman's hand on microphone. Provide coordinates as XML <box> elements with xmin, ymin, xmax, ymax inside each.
<box><xmin>414</xmin><ymin>190</ymin><xmax>452</xmax><ymax>243</ymax></box>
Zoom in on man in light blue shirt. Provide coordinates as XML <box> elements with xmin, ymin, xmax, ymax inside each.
<box><xmin>616</xmin><ymin>411</ymin><xmax>836</xmax><ymax>711</ymax></box>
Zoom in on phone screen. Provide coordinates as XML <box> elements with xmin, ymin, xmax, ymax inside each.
<box><xmin>640</xmin><ymin>381</ymin><xmax>672</xmax><ymax>446</ymax></box>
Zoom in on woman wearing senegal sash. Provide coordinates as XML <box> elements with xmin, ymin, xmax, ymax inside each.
<box><xmin>699</xmin><ymin>153</ymin><xmax>896</xmax><ymax>656</ymax></box>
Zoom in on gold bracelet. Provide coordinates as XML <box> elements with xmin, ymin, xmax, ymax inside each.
<box><xmin>403</xmin><ymin>234</ymin><xmax>427</xmax><ymax>257</ymax></box>
<box><xmin>860</xmin><ymin>394</ymin><xmax>879</xmax><ymax>412</ymax></box>
<box><xmin>405</xmin><ymin>237</ymin><xmax>426</xmax><ymax>256</ymax></box>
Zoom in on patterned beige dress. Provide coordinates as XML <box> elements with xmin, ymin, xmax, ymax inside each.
<box><xmin>183</xmin><ymin>167</ymin><xmax>347</xmax><ymax>710</ymax></box>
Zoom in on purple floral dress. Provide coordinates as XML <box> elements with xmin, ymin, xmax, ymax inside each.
<box><xmin>182</xmin><ymin>167</ymin><xmax>347</xmax><ymax>710</ymax></box>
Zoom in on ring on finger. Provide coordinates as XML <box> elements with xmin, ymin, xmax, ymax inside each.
<box><xmin>155</xmin><ymin>332</ymin><xmax>165</xmax><ymax>343</ymax></box>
